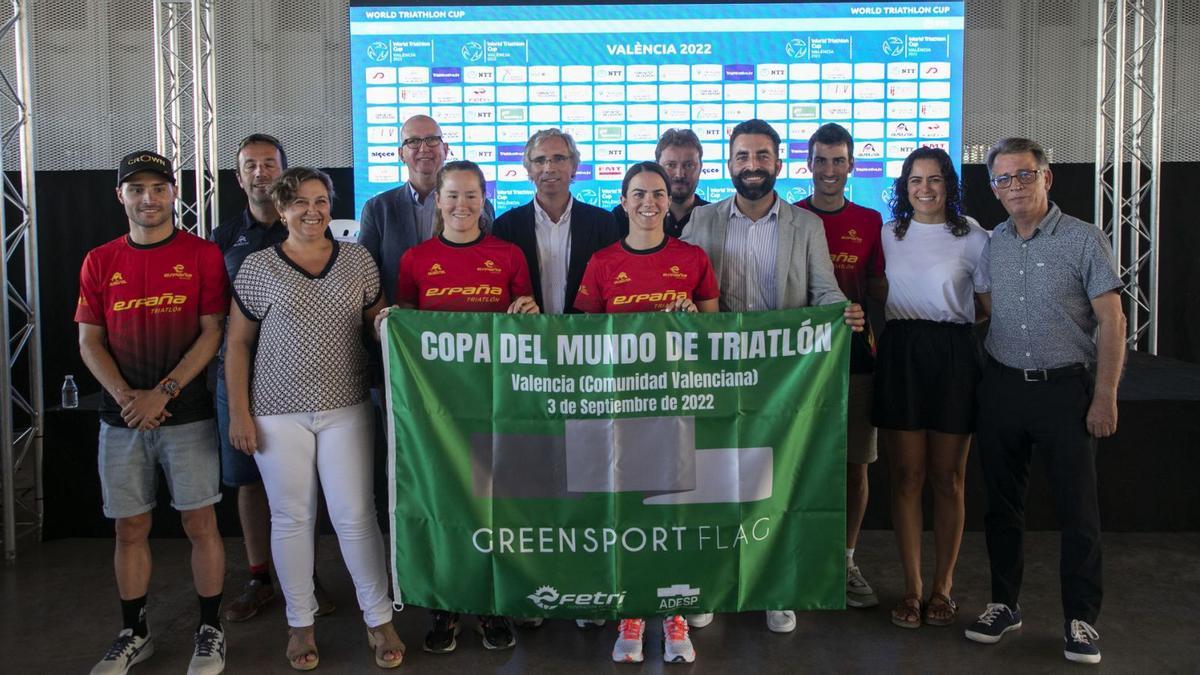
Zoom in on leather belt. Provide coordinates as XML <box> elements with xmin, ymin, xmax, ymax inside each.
<box><xmin>987</xmin><ymin>356</ymin><xmax>1087</xmax><ymax>382</ymax></box>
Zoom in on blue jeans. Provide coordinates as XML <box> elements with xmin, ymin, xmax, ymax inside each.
<box><xmin>216</xmin><ymin>375</ymin><xmax>262</xmax><ymax>487</ymax></box>
<box><xmin>98</xmin><ymin>418</ymin><xmax>221</xmax><ymax>518</ymax></box>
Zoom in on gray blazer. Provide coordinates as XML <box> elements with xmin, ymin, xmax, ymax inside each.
<box><xmin>682</xmin><ymin>195</ymin><xmax>846</xmax><ymax>310</ymax></box>
<box><xmin>358</xmin><ymin>182</ymin><xmax>494</xmax><ymax>304</ymax></box>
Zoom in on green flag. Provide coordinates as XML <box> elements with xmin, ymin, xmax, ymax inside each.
<box><xmin>384</xmin><ymin>304</ymin><xmax>848</xmax><ymax>618</ymax></box>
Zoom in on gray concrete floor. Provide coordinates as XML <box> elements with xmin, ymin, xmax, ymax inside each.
<box><xmin>2</xmin><ymin>531</ymin><xmax>1197</xmax><ymax>674</ymax></box>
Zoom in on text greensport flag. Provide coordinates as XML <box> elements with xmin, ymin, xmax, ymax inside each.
<box><xmin>383</xmin><ymin>304</ymin><xmax>848</xmax><ymax>618</ymax></box>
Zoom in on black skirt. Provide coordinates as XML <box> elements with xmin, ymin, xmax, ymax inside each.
<box><xmin>872</xmin><ymin>319</ymin><xmax>981</xmax><ymax>434</ymax></box>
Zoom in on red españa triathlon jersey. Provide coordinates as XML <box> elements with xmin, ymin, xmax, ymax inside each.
<box><xmin>796</xmin><ymin>197</ymin><xmax>885</xmax><ymax>372</ymax></box>
<box><xmin>574</xmin><ymin>237</ymin><xmax>719</xmax><ymax>313</ymax></box>
<box><xmin>75</xmin><ymin>229</ymin><xmax>230</xmax><ymax>426</ymax></box>
<box><xmin>396</xmin><ymin>234</ymin><xmax>533</xmax><ymax>312</ymax></box>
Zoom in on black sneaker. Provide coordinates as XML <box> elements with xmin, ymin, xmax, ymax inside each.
<box><xmin>964</xmin><ymin>603</ymin><xmax>1023</xmax><ymax>644</ymax></box>
<box><xmin>1064</xmin><ymin>619</ymin><xmax>1101</xmax><ymax>664</ymax></box>
<box><xmin>423</xmin><ymin>611</ymin><xmax>461</xmax><ymax>654</ymax></box>
<box><xmin>478</xmin><ymin>615</ymin><xmax>516</xmax><ymax>650</ymax></box>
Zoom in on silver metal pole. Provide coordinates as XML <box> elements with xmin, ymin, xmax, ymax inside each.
<box><xmin>1127</xmin><ymin>2</ymin><xmax>1144</xmax><ymax>345</ymax></box>
<box><xmin>203</xmin><ymin>1</ymin><xmax>220</xmax><ymax>230</ymax></box>
<box><xmin>1147</xmin><ymin>0</ymin><xmax>1164</xmax><ymax>353</ymax></box>
<box><xmin>1110</xmin><ymin>0</ymin><xmax>1126</xmax><ymax>265</ymax></box>
<box><xmin>1094</xmin><ymin>0</ymin><xmax>1109</xmax><ymax>231</ymax></box>
<box><xmin>13</xmin><ymin>0</ymin><xmax>42</xmax><ymax>542</ymax></box>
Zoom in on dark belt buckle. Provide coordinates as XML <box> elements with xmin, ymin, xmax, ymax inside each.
<box><xmin>1023</xmin><ymin>368</ymin><xmax>1048</xmax><ymax>382</ymax></box>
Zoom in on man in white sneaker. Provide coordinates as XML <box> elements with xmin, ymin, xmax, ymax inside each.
<box><xmin>964</xmin><ymin>137</ymin><xmax>1124</xmax><ymax>665</ymax></box>
<box><xmin>78</xmin><ymin>151</ymin><xmax>230</xmax><ymax>674</ymax></box>
<box><xmin>683</xmin><ymin>119</ymin><xmax>866</xmax><ymax>634</ymax></box>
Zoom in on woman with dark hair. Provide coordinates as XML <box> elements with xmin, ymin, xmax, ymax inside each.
<box><xmin>575</xmin><ymin>161</ymin><xmax>718</xmax><ymax>664</ymax></box>
<box><xmin>873</xmin><ymin>147</ymin><xmax>991</xmax><ymax>630</ymax></box>
<box><xmin>225</xmin><ymin>167</ymin><xmax>403</xmax><ymax>670</ymax></box>
<box><xmin>378</xmin><ymin>159</ymin><xmax>537</xmax><ymax>655</ymax></box>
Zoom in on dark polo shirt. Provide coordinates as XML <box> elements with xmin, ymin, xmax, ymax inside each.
<box><xmin>612</xmin><ymin>194</ymin><xmax>710</xmax><ymax>238</ymax></box>
<box><xmin>983</xmin><ymin>202</ymin><xmax>1121</xmax><ymax>370</ymax></box>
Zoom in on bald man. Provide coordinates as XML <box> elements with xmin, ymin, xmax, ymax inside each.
<box><xmin>359</xmin><ymin>114</ymin><xmax>496</xmax><ymax>303</ymax></box>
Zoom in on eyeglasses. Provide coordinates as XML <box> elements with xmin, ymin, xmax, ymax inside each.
<box><xmin>401</xmin><ymin>135</ymin><xmax>443</xmax><ymax>150</ymax></box>
<box><xmin>530</xmin><ymin>154</ymin><xmax>572</xmax><ymax>167</ymax></box>
<box><xmin>989</xmin><ymin>169</ymin><xmax>1043</xmax><ymax>189</ymax></box>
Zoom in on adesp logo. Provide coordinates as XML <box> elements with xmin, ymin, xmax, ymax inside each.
<box><xmin>526</xmin><ymin>585</ymin><xmax>625</xmax><ymax>611</ymax></box>
<box><xmin>657</xmin><ymin>584</ymin><xmax>701</xmax><ymax>611</ymax></box>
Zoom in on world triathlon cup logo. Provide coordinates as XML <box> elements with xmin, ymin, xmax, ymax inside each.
<box><xmin>366</xmin><ymin>40</ymin><xmax>390</xmax><ymax>63</ymax></box>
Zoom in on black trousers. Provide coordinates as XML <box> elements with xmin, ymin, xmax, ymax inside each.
<box><xmin>976</xmin><ymin>360</ymin><xmax>1103</xmax><ymax>624</ymax></box>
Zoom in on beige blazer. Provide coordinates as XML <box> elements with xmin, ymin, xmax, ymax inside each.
<box><xmin>682</xmin><ymin>194</ymin><xmax>847</xmax><ymax>311</ymax></box>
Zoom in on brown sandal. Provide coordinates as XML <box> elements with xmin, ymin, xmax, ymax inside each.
<box><xmin>924</xmin><ymin>592</ymin><xmax>958</xmax><ymax>626</ymax></box>
<box><xmin>366</xmin><ymin>620</ymin><xmax>406</xmax><ymax>669</ymax></box>
<box><xmin>891</xmin><ymin>594</ymin><xmax>922</xmax><ymax>629</ymax></box>
<box><xmin>287</xmin><ymin>626</ymin><xmax>319</xmax><ymax>671</ymax></box>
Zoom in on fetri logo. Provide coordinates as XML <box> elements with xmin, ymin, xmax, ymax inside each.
<box><xmin>526</xmin><ymin>585</ymin><xmax>626</xmax><ymax>612</ymax></box>
<box><xmin>841</xmin><ymin>229</ymin><xmax>863</xmax><ymax>243</ymax></box>
<box><xmin>163</xmin><ymin>263</ymin><xmax>192</xmax><ymax>280</ymax></box>
<box><xmin>662</xmin><ymin>265</ymin><xmax>688</xmax><ymax>280</ymax></box>
<box><xmin>113</xmin><ymin>292</ymin><xmax>188</xmax><ymax>312</ymax></box>
<box><xmin>427</xmin><ymin>263</ymin><xmax>446</xmax><ymax>276</ymax></box>
<box><xmin>425</xmin><ymin>284</ymin><xmax>502</xmax><ymax>298</ymax></box>
<box><xmin>477</xmin><ymin>259</ymin><xmax>502</xmax><ymax>274</ymax></box>
<box><xmin>109</xmin><ymin>272</ymin><xmax>127</xmax><ymax>287</ymax></box>
<box><xmin>613</xmin><ymin>271</ymin><xmax>631</xmax><ymax>285</ymax></box>
<box><xmin>612</xmin><ymin>290</ymin><xmax>687</xmax><ymax>306</ymax></box>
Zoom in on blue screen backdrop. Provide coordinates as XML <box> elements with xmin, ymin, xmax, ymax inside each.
<box><xmin>350</xmin><ymin>2</ymin><xmax>964</xmax><ymax>221</ymax></box>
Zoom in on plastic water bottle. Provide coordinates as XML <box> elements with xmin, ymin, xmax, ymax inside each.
<box><xmin>61</xmin><ymin>375</ymin><xmax>78</xmax><ymax>409</ymax></box>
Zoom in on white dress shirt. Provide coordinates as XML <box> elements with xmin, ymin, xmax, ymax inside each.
<box><xmin>720</xmin><ymin>196</ymin><xmax>781</xmax><ymax>312</ymax></box>
<box><xmin>533</xmin><ymin>196</ymin><xmax>573</xmax><ymax>314</ymax></box>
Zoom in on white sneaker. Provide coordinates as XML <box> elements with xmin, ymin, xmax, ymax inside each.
<box><xmin>846</xmin><ymin>565</ymin><xmax>879</xmax><ymax>608</ymax></box>
<box><xmin>766</xmin><ymin>610</ymin><xmax>797</xmax><ymax>633</ymax></box>
<box><xmin>576</xmin><ymin>618</ymin><xmax>607</xmax><ymax>629</ymax></box>
<box><xmin>186</xmin><ymin>624</ymin><xmax>226</xmax><ymax>675</ymax></box>
<box><xmin>685</xmin><ymin>612</ymin><xmax>714</xmax><ymax>628</ymax></box>
<box><xmin>662</xmin><ymin>615</ymin><xmax>695</xmax><ymax>663</ymax></box>
<box><xmin>91</xmin><ymin>629</ymin><xmax>154</xmax><ymax>675</ymax></box>
<box><xmin>513</xmin><ymin>617</ymin><xmax>544</xmax><ymax>628</ymax></box>
<box><xmin>611</xmin><ymin>619</ymin><xmax>645</xmax><ymax>663</ymax></box>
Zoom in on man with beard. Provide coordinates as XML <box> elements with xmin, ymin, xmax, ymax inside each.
<box><xmin>795</xmin><ymin>123</ymin><xmax>886</xmax><ymax>612</ymax></box>
<box><xmin>612</xmin><ymin>128</ymin><xmax>709</xmax><ymax>238</ymax></box>
<box><xmin>209</xmin><ymin>134</ymin><xmax>335</xmax><ymax>624</ymax></box>
<box><xmin>79</xmin><ymin>151</ymin><xmax>229</xmax><ymax>674</ymax></box>
<box><xmin>682</xmin><ymin>119</ymin><xmax>865</xmax><ymax>634</ymax></box>
<box><xmin>359</xmin><ymin>114</ymin><xmax>495</xmax><ymax>303</ymax></box>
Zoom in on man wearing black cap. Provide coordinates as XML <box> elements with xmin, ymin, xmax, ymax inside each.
<box><xmin>77</xmin><ymin>151</ymin><xmax>230</xmax><ymax>674</ymax></box>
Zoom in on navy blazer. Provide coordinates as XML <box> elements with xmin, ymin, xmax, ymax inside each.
<box><xmin>492</xmin><ymin>199</ymin><xmax>619</xmax><ymax>313</ymax></box>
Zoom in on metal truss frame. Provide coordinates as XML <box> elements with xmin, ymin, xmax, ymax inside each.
<box><xmin>1094</xmin><ymin>0</ymin><xmax>1165</xmax><ymax>352</ymax></box>
<box><xmin>0</xmin><ymin>0</ymin><xmax>42</xmax><ymax>561</ymax></box>
<box><xmin>153</xmin><ymin>0</ymin><xmax>219</xmax><ymax>238</ymax></box>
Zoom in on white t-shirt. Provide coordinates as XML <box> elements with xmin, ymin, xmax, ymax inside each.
<box><xmin>881</xmin><ymin>216</ymin><xmax>990</xmax><ymax>323</ymax></box>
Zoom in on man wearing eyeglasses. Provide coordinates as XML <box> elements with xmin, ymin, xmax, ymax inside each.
<box><xmin>492</xmin><ymin>128</ymin><xmax>618</xmax><ymax>315</ymax></box>
<box><xmin>359</xmin><ymin>114</ymin><xmax>495</xmax><ymax>303</ymax></box>
<box><xmin>612</xmin><ymin>128</ymin><xmax>709</xmax><ymax>238</ymax></box>
<box><xmin>964</xmin><ymin>137</ymin><xmax>1125</xmax><ymax>666</ymax></box>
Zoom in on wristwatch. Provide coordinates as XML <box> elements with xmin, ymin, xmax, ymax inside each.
<box><xmin>158</xmin><ymin>377</ymin><xmax>182</xmax><ymax>399</ymax></box>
